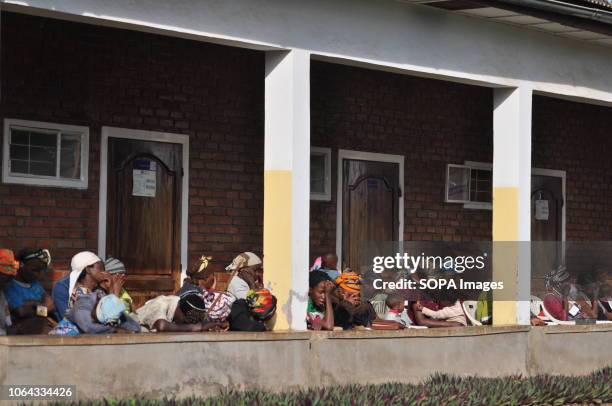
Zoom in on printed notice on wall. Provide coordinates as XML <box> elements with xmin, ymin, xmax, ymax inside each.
<box><xmin>535</xmin><ymin>199</ymin><xmax>549</xmax><ymax>221</ymax></box>
<box><xmin>132</xmin><ymin>159</ymin><xmax>157</xmax><ymax>197</ymax></box>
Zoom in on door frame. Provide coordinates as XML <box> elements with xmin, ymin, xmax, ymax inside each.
<box><xmin>98</xmin><ymin>126</ymin><xmax>190</xmax><ymax>282</ymax></box>
<box><xmin>336</xmin><ymin>149</ymin><xmax>405</xmax><ymax>268</ymax></box>
<box><xmin>531</xmin><ymin>167</ymin><xmax>566</xmax><ymax>243</ymax></box>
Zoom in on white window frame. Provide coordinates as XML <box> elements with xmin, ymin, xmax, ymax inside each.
<box><xmin>445</xmin><ymin>161</ymin><xmax>493</xmax><ymax>210</ymax></box>
<box><xmin>2</xmin><ymin>118</ymin><xmax>89</xmax><ymax>189</ymax></box>
<box><xmin>310</xmin><ymin>146</ymin><xmax>332</xmax><ymax>201</ymax></box>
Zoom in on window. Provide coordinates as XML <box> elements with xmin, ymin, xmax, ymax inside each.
<box><xmin>445</xmin><ymin>162</ymin><xmax>492</xmax><ymax>209</ymax></box>
<box><xmin>3</xmin><ymin>119</ymin><xmax>89</xmax><ymax>189</ymax></box>
<box><xmin>310</xmin><ymin>147</ymin><xmax>331</xmax><ymax>201</ymax></box>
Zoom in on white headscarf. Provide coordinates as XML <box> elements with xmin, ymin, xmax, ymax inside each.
<box><xmin>69</xmin><ymin>251</ymin><xmax>102</xmax><ymax>299</ymax></box>
<box><xmin>225</xmin><ymin>252</ymin><xmax>262</xmax><ymax>271</ymax></box>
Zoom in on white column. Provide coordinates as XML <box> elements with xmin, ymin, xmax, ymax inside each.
<box><xmin>263</xmin><ymin>49</ymin><xmax>310</xmax><ymax>330</ymax></box>
<box><xmin>492</xmin><ymin>85</ymin><xmax>532</xmax><ymax>325</ymax></box>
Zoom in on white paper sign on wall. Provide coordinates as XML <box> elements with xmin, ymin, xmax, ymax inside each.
<box><xmin>132</xmin><ymin>159</ymin><xmax>157</xmax><ymax>197</ymax></box>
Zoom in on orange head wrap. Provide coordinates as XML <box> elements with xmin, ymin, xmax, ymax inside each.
<box><xmin>335</xmin><ymin>271</ymin><xmax>361</xmax><ymax>293</ymax></box>
<box><xmin>0</xmin><ymin>249</ymin><xmax>19</xmax><ymax>276</ymax></box>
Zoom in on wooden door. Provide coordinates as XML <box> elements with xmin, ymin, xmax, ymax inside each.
<box><xmin>106</xmin><ymin>138</ymin><xmax>182</xmax><ymax>308</ymax></box>
<box><xmin>531</xmin><ymin>174</ymin><xmax>563</xmax><ymax>294</ymax></box>
<box><xmin>342</xmin><ymin>159</ymin><xmax>400</xmax><ymax>271</ymax></box>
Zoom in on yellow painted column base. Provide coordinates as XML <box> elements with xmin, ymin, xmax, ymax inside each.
<box><xmin>492</xmin><ymin>187</ymin><xmax>519</xmax><ymax>325</ymax></box>
<box><xmin>263</xmin><ymin>170</ymin><xmax>293</xmax><ymax>330</ymax></box>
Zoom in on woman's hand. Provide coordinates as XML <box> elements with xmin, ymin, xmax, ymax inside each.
<box><xmin>108</xmin><ymin>274</ymin><xmax>126</xmax><ymax>296</ymax></box>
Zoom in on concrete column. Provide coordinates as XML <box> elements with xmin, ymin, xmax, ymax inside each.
<box><xmin>263</xmin><ymin>49</ymin><xmax>310</xmax><ymax>330</ymax></box>
<box><xmin>492</xmin><ymin>86</ymin><xmax>532</xmax><ymax>325</ymax></box>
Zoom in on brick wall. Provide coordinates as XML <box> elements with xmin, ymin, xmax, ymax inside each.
<box><xmin>532</xmin><ymin>95</ymin><xmax>612</xmax><ymax>241</ymax></box>
<box><xmin>309</xmin><ymin>61</ymin><xmax>494</xmax><ymax>262</ymax></box>
<box><xmin>0</xmin><ymin>12</ymin><xmax>264</xmax><ymax>273</ymax></box>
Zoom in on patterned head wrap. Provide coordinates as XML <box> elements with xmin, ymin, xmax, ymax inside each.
<box><xmin>0</xmin><ymin>249</ymin><xmax>19</xmax><ymax>276</ymax></box>
<box><xmin>104</xmin><ymin>257</ymin><xmax>126</xmax><ymax>275</ymax></box>
<box><xmin>246</xmin><ymin>289</ymin><xmax>277</xmax><ymax>321</ymax></box>
<box><xmin>189</xmin><ymin>255</ymin><xmax>213</xmax><ymax>280</ymax></box>
<box><xmin>203</xmin><ymin>291</ymin><xmax>235</xmax><ymax>322</ymax></box>
<box><xmin>335</xmin><ymin>271</ymin><xmax>361</xmax><ymax>293</ymax></box>
<box><xmin>225</xmin><ymin>252</ymin><xmax>262</xmax><ymax>271</ymax></box>
<box><xmin>17</xmin><ymin>248</ymin><xmax>51</xmax><ymax>267</ymax></box>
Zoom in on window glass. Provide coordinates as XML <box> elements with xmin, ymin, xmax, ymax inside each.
<box><xmin>310</xmin><ymin>153</ymin><xmax>326</xmax><ymax>194</ymax></box>
<box><xmin>60</xmin><ymin>133</ymin><xmax>82</xmax><ymax>179</ymax></box>
<box><xmin>10</xmin><ymin>129</ymin><xmax>57</xmax><ymax>177</ymax></box>
<box><xmin>447</xmin><ymin>166</ymin><xmax>470</xmax><ymax>201</ymax></box>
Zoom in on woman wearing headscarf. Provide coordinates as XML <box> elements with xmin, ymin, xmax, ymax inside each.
<box><xmin>333</xmin><ymin>271</ymin><xmax>375</xmax><ymax>329</ymax></box>
<box><xmin>67</xmin><ymin>251</ymin><xmax>107</xmax><ymax>309</ymax></box>
<box><xmin>0</xmin><ymin>249</ymin><xmax>19</xmax><ymax>335</ymax></box>
<box><xmin>135</xmin><ymin>291</ymin><xmax>229</xmax><ymax>332</ymax></box>
<box><xmin>226</xmin><ymin>252</ymin><xmax>263</xmax><ymax>300</ymax></box>
<box><xmin>66</xmin><ymin>292</ymin><xmax>140</xmax><ymax>334</ymax></box>
<box><xmin>3</xmin><ymin>248</ymin><xmax>55</xmax><ymax>334</ymax></box>
<box><xmin>229</xmin><ymin>289</ymin><xmax>277</xmax><ymax>332</ymax></box>
<box><xmin>177</xmin><ymin>255</ymin><xmax>217</xmax><ymax>296</ymax></box>
<box><xmin>100</xmin><ymin>258</ymin><xmax>134</xmax><ymax>313</ymax></box>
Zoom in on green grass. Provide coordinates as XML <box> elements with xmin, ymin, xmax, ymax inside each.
<box><xmin>53</xmin><ymin>367</ymin><xmax>611</xmax><ymax>406</ymax></box>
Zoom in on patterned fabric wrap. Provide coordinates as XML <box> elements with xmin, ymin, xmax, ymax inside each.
<box><xmin>246</xmin><ymin>289</ymin><xmax>277</xmax><ymax>320</ymax></box>
<box><xmin>335</xmin><ymin>271</ymin><xmax>362</xmax><ymax>293</ymax></box>
<box><xmin>203</xmin><ymin>291</ymin><xmax>235</xmax><ymax>322</ymax></box>
<box><xmin>0</xmin><ymin>249</ymin><xmax>19</xmax><ymax>276</ymax></box>
<box><xmin>49</xmin><ymin>319</ymin><xmax>80</xmax><ymax>336</ymax></box>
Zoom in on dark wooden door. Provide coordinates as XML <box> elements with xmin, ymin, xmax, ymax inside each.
<box><xmin>107</xmin><ymin>138</ymin><xmax>182</xmax><ymax>308</ymax></box>
<box><xmin>342</xmin><ymin>159</ymin><xmax>400</xmax><ymax>271</ymax></box>
<box><xmin>531</xmin><ymin>174</ymin><xmax>563</xmax><ymax>294</ymax></box>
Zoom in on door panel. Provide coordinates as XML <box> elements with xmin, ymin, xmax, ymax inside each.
<box><xmin>531</xmin><ymin>174</ymin><xmax>563</xmax><ymax>296</ymax></box>
<box><xmin>342</xmin><ymin>159</ymin><xmax>400</xmax><ymax>271</ymax></box>
<box><xmin>107</xmin><ymin>138</ymin><xmax>182</xmax><ymax>308</ymax></box>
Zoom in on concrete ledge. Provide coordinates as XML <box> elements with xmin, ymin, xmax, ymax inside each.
<box><xmin>1</xmin><ymin>326</ymin><xmax>610</xmax><ymax>401</ymax></box>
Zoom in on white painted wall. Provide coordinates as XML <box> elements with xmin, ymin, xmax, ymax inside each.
<box><xmin>3</xmin><ymin>0</ymin><xmax>612</xmax><ymax>103</ymax></box>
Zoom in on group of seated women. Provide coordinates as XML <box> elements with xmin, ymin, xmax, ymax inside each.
<box><xmin>0</xmin><ymin>248</ymin><xmax>276</xmax><ymax>335</ymax></box>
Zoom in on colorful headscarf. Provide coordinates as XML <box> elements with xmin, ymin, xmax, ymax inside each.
<box><xmin>335</xmin><ymin>271</ymin><xmax>361</xmax><ymax>293</ymax></box>
<box><xmin>17</xmin><ymin>248</ymin><xmax>51</xmax><ymax>267</ymax></box>
<box><xmin>246</xmin><ymin>289</ymin><xmax>277</xmax><ymax>321</ymax></box>
<box><xmin>0</xmin><ymin>249</ymin><xmax>19</xmax><ymax>276</ymax></box>
<box><xmin>225</xmin><ymin>252</ymin><xmax>262</xmax><ymax>271</ymax></box>
<box><xmin>96</xmin><ymin>294</ymin><xmax>127</xmax><ymax>326</ymax></box>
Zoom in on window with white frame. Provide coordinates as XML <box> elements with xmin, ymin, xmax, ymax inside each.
<box><xmin>445</xmin><ymin>161</ymin><xmax>492</xmax><ymax>209</ymax></box>
<box><xmin>310</xmin><ymin>147</ymin><xmax>331</xmax><ymax>201</ymax></box>
<box><xmin>3</xmin><ymin>119</ymin><xmax>89</xmax><ymax>189</ymax></box>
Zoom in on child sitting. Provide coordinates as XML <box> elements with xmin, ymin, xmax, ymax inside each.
<box><xmin>383</xmin><ymin>293</ymin><xmax>411</xmax><ymax>327</ymax></box>
<box><xmin>414</xmin><ymin>290</ymin><xmax>466</xmax><ymax>327</ymax></box>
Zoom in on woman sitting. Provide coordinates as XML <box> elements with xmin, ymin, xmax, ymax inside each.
<box><xmin>136</xmin><ymin>292</ymin><xmax>229</xmax><ymax>332</ymax></box>
<box><xmin>229</xmin><ymin>289</ymin><xmax>277</xmax><ymax>331</ymax></box>
<box><xmin>67</xmin><ymin>292</ymin><xmax>140</xmax><ymax>334</ymax></box>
